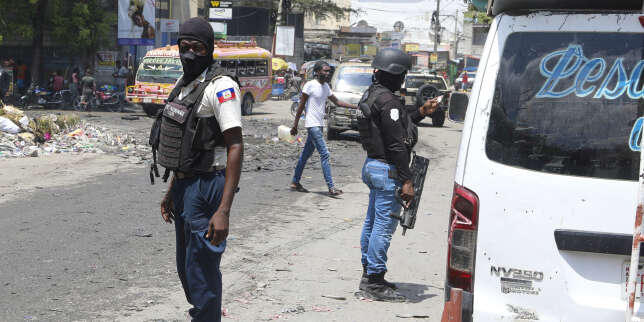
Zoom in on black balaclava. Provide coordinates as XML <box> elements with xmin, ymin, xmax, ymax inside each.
<box><xmin>375</xmin><ymin>70</ymin><xmax>406</xmax><ymax>92</ymax></box>
<box><xmin>178</xmin><ymin>17</ymin><xmax>214</xmax><ymax>84</ymax></box>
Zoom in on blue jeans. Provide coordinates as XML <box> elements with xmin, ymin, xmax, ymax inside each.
<box><xmin>360</xmin><ymin>158</ymin><xmax>402</xmax><ymax>275</ymax></box>
<box><xmin>292</xmin><ymin>126</ymin><xmax>335</xmax><ymax>189</ymax></box>
<box><xmin>171</xmin><ymin>171</ymin><xmax>227</xmax><ymax>322</ymax></box>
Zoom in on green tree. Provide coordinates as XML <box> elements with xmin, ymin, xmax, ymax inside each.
<box><xmin>0</xmin><ymin>0</ymin><xmax>115</xmax><ymax>85</ymax></box>
<box><xmin>0</xmin><ymin>0</ymin><xmax>48</xmax><ymax>84</ymax></box>
<box><xmin>50</xmin><ymin>0</ymin><xmax>117</xmax><ymax>68</ymax></box>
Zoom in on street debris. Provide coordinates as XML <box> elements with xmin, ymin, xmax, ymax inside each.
<box><xmin>321</xmin><ymin>295</ymin><xmax>346</xmax><ymax>301</ymax></box>
<box><xmin>396</xmin><ymin>313</ymin><xmax>430</xmax><ymax>319</ymax></box>
<box><xmin>133</xmin><ymin>228</ymin><xmax>153</xmax><ymax>238</ymax></box>
<box><xmin>311</xmin><ymin>305</ymin><xmax>333</xmax><ymax>312</ymax></box>
<box><xmin>281</xmin><ymin>304</ymin><xmax>305</xmax><ymax>314</ymax></box>
<box><xmin>0</xmin><ymin>105</ymin><xmax>149</xmax><ymax>162</ymax></box>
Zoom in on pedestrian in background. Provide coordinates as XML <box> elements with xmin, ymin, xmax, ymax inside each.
<box><xmin>15</xmin><ymin>60</ymin><xmax>27</xmax><ymax>95</ymax></box>
<box><xmin>462</xmin><ymin>71</ymin><xmax>469</xmax><ymax>91</ymax></box>
<box><xmin>289</xmin><ymin>61</ymin><xmax>356</xmax><ymax>196</ymax></box>
<box><xmin>70</xmin><ymin>68</ymin><xmax>80</xmax><ymax>102</ymax></box>
<box><xmin>53</xmin><ymin>71</ymin><xmax>64</xmax><ymax>92</ymax></box>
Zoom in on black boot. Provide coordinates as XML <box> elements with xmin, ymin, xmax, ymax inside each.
<box><xmin>362</xmin><ymin>272</ymin><xmax>406</xmax><ymax>302</ymax></box>
<box><xmin>359</xmin><ymin>265</ymin><xmax>397</xmax><ymax>290</ymax></box>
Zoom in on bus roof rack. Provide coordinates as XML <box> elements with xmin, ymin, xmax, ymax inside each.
<box><xmin>488</xmin><ymin>0</ymin><xmax>644</xmax><ymax>16</ymax></box>
<box><xmin>215</xmin><ymin>40</ymin><xmax>258</xmax><ymax>48</ymax></box>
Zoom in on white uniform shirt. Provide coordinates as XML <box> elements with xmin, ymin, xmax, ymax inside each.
<box><xmin>302</xmin><ymin>80</ymin><xmax>332</xmax><ymax>128</ymax></box>
<box><xmin>177</xmin><ymin>68</ymin><xmax>242</xmax><ymax>168</ymax></box>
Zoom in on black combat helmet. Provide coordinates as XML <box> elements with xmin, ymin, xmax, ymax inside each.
<box><xmin>371</xmin><ymin>48</ymin><xmax>411</xmax><ymax>75</ymax></box>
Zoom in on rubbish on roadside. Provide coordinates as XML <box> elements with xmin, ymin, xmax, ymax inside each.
<box><xmin>2</xmin><ymin>105</ymin><xmax>25</xmax><ymax>118</ymax></box>
<box><xmin>327</xmin><ymin>268</ymin><xmax>337</xmax><ymax>272</ymax></box>
<box><xmin>121</xmin><ymin>116</ymin><xmax>139</xmax><ymax>121</ymax></box>
<box><xmin>354</xmin><ymin>291</ymin><xmax>374</xmax><ymax>302</ymax></box>
<box><xmin>271</xmin><ymin>137</ymin><xmax>279</xmax><ymax>143</ymax></box>
<box><xmin>17</xmin><ymin>132</ymin><xmax>35</xmax><ymax>143</ymax></box>
<box><xmin>0</xmin><ymin>116</ymin><xmax>21</xmax><ymax>134</ymax></box>
<box><xmin>396</xmin><ymin>314</ymin><xmax>430</xmax><ymax>319</ymax></box>
<box><xmin>282</xmin><ymin>305</ymin><xmax>305</xmax><ymax>314</ymax></box>
<box><xmin>311</xmin><ymin>305</ymin><xmax>333</xmax><ymax>312</ymax></box>
<box><xmin>275</xmin><ymin>268</ymin><xmax>291</xmax><ymax>272</ymax></box>
<box><xmin>418</xmin><ymin>250</ymin><xmax>428</xmax><ymax>253</ymax></box>
<box><xmin>277</xmin><ymin>125</ymin><xmax>295</xmax><ymax>143</ymax></box>
<box><xmin>68</xmin><ymin>129</ymin><xmax>84</xmax><ymax>137</ymax></box>
<box><xmin>133</xmin><ymin>228</ymin><xmax>152</xmax><ymax>237</ymax></box>
<box><xmin>18</xmin><ymin>116</ymin><xmax>29</xmax><ymax>128</ymax></box>
<box><xmin>321</xmin><ymin>295</ymin><xmax>347</xmax><ymax>301</ymax></box>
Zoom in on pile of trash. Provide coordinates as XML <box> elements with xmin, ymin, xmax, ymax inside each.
<box><xmin>0</xmin><ymin>104</ymin><xmax>149</xmax><ymax>161</ymax></box>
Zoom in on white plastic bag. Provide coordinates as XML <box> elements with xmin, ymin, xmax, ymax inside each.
<box><xmin>0</xmin><ymin>116</ymin><xmax>20</xmax><ymax>134</ymax></box>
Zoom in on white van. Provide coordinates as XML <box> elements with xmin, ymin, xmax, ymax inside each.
<box><xmin>442</xmin><ymin>1</ymin><xmax>644</xmax><ymax>321</ymax></box>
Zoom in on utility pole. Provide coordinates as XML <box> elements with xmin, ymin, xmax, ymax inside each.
<box><xmin>453</xmin><ymin>10</ymin><xmax>458</xmax><ymax>58</ymax></box>
<box><xmin>434</xmin><ymin>0</ymin><xmax>440</xmax><ymax>53</ymax></box>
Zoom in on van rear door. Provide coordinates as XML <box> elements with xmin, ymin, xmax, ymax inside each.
<box><xmin>460</xmin><ymin>13</ymin><xmax>644</xmax><ymax>321</ymax></box>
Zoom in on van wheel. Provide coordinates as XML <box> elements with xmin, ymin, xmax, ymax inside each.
<box><xmin>432</xmin><ymin>111</ymin><xmax>446</xmax><ymax>127</ymax></box>
<box><xmin>242</xmin><ymin>95</ymin><xmax>254</xmax><ymax>116</ymax></box>
<box><xmin>327</xmin><ymin>127</ymin><xmax>340</xmax><ymax>140</ymax></box>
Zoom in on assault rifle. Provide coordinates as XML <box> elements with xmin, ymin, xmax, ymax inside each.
<box><xmin>392</xmin><ymin>152</ymin><xmax>430</xmax><ymax>236</ymax></box>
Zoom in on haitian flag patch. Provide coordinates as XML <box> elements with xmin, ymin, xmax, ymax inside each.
<box><xmin>216</xmin><ymin>88</ymin><xmax>236</xmax><ymax>103</ymax></box>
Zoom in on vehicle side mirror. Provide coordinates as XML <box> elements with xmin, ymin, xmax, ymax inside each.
<box><xmin>448</xmin><ymin>92</ymin><xmax>469</xmax><ymax>123</ymax></box>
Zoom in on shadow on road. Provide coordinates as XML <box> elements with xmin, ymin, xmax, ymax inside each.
<box><xmin>395</xmin><ymin>282</ymin><xmax>438</xmax><ymax>303</ymax></box>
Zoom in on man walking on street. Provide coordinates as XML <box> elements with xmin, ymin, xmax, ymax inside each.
<box><xmin>290</xmin><ymin>61</ymin><xmax>356</xmax><ymax>196</ymax></box>
<box><xmin>157</xmin><ymin>17</ymin><xmax>243</xmax><ymax>322</ymax></box>
<box><xmin>80</xmin><ymin>68</ymin><xmax>96</xmax><ymax>110</ymax></box>
<box><xmin>356</xmin><ymin>48</ymin><xmax>439</xmax><ymax>302</ymax></box>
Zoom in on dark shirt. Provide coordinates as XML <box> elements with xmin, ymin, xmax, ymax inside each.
<box><xmin>369</xmin><ymin>88</ymin><xmax>424</xmax><ymax>182</ymax></box>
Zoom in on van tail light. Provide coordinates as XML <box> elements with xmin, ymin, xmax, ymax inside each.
<box><xmin>446</xmin><ymin>183</ymin><xmax>479</xmax><ymax>292</ymax></box>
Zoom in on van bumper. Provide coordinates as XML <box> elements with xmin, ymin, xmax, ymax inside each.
<box><xmin>441</xmin><ymin>285</ymin><xmax>473</xmax><ymax>322</ymax></box>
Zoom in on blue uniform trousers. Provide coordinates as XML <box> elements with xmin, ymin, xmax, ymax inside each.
<box><xmin>171</xmin><ymin>171</ymin><xmax>227</xmax><ymax>322</ymax></box>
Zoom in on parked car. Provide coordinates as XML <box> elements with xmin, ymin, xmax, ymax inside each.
<box><xmin>401</xmin><ymin>71</ymin><xmax>450</xmax><ymax>127</ymax></box>
<box><xmin>441</xmin><ymin>1</ymin><xmax>644</xmax><ymax>321</ymax></box>
<box><xmin>326</xmin><ymin>62</ymin><xmax>373</xmax><ymax>140</ymax></box>
<box><xmin>454</xmin><ymin>71</ymin><xmax>476</xmax><ymax>90</ymax></box>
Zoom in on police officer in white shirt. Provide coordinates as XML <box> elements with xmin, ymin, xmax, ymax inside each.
<box><xmin>157</xmin><ymin>17</ymin><xmax>242</xmax><ymax>322</ymax></box>
<box><xmin>290</xmin><ymin>61</ymin><xmax>356</xmax><ymax>196</ymax></box>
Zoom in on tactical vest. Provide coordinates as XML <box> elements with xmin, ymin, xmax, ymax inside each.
<box><xmin>148</xmin><ymin>64</ymin><xmax>238</xmax><ymax>184</ymax></box>
<box><xmin>357</xmin><ymin>84</ymin><xmax>418</xmax><ymax>155</ymax></box>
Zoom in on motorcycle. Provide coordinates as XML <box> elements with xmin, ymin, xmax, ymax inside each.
<box><xmin>94</xmin><ymin>85</ymin><xmax>123</xmax><ymax>112</ymax></box>
<box><xmin>20</xmin><ymin>86</ymin><xmax>72</xmax><ymax>109</ymax></box>
<box><xmin>75</xmin><ymin>85</ymin><xmax>122</xmax><ymax>112</ymax></box>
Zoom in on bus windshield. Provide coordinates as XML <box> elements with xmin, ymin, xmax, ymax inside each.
<box><xmin>136</xmin><ymin>57</ymin><xmax>183</xmax><ymax>84</ymax></box>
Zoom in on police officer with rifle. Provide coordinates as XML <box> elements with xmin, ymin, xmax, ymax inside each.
<box><xmin>151</xmin><ymin>17</ymin><xmax>243</xmax><ymax>321</ymax></box>
<box><xmin>356</xmin><ymin>48</ymin><xmax>438</xmax><ymax>302</ymax></box>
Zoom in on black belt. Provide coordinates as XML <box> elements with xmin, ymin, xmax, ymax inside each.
<box><xmin>175</xmin><ymin>166</ymin><xmax>222</xmax><ymax>179</ymax></box>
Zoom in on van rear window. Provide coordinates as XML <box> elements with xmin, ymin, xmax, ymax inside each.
<box><xmin>486</xmin><ymin>32</ymin><xmax>644</xmax><ymax>181</ymax></box>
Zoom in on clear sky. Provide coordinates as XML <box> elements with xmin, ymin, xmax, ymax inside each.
<box><xmin>350</xmin><ymin>0</ymin><xmax>468</xmax><ymax>35</ymax></box>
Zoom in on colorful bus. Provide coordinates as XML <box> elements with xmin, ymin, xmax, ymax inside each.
<box><xmin>127</xmin><ymin>41</ymin><xmax>272</xmax><ymax>116</ymax></box>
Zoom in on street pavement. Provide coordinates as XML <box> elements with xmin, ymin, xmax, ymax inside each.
<box><xmin>0</xmin><ymin>99</ymin><xmax>463</xmax><ymax>321</ymax></box>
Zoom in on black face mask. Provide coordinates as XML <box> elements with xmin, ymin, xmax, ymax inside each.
<box><xmin>377</xmin><ymin>71</ymin><xmax>405</xmax><ymax>92</ymax></box>
<box><xmin>180</xmin><ymin>51</ymin><xmax>211</xmax><ymax>83</ymax></box>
